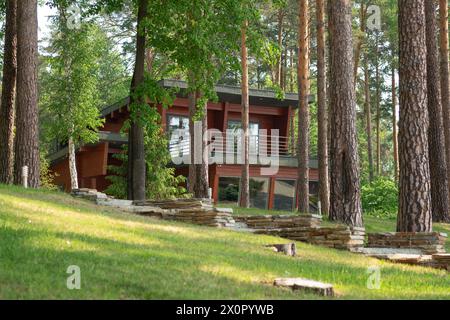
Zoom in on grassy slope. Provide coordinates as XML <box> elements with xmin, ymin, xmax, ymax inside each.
<box><xmin>0</xmin><ymin>185</ymin><xmax>449</xmax><ymax>300</ymax></box>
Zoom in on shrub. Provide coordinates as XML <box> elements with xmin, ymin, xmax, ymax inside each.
<box><xmin>361</xmin><ymin>177</ymin><xmax>398</xmax><ymax>219</ymax></box>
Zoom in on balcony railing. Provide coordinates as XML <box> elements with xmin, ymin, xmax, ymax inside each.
<box><xmin>168</xmin><ymin>132</ymin><xmax>297</xmax><ymax>162</ymax></box>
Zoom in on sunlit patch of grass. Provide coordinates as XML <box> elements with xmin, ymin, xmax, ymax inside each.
<box><xmin>0</xmin><ymin>184</ymin><xmax>449</xmax><ymax>300</ymax></box>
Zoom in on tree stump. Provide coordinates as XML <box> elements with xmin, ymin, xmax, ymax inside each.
<box><xmin>266</xmin><ymin>243</ymin><xmax>297</xmax><ymax>257</ymax></box>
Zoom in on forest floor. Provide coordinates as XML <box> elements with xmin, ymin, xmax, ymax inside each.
<box><xmin>0</xmin><ymin>185</ymin><xmax>449</xmax><ymax>300</ymax></box>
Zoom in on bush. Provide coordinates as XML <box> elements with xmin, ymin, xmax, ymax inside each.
<box><xmin>361</xmin><ymin>177</ymin><xmax>398</xmax><ymax>219</ymax></box>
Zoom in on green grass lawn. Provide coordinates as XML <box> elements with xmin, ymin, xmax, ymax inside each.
<box><xmin>0</xmin><ymin>185</ymin><xmax>449</xmax><ymax>300</ymax></box>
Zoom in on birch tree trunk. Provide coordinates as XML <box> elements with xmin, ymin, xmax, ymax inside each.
<box><xmin>68</xmin><ymin>137</ymin><xmax>79</xmax><ymax>190</ymax></box>
<box><xmin>188</xmin><ymin>89</ymin><xmax>196</xmax><ymax>195</ymax></box>
<box><xmin>194</xmin><ymin>94</ymin><xmax>209</xmax><ymax>199</ymax></box>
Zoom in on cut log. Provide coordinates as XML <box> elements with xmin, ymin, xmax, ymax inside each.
<box><xmin>274</xmin><ymin>278</ymin><xmax>334</xmax><ymax>297</ymax></box>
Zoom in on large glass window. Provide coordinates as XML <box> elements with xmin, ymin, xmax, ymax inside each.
<box><xmin>250</xmin><ymin>177</ymin><xmax>269</xmax><ymax>209</ymax></box>
<box><xmin>273</xmin><ymin>179</ymin><xmax>296</xmax><ymax>211</ymax></box>
<box><xmin>218</xmin><ymin>176</ymin><xmax>269</xmax><ymax>209</ymax></box>
<box><xmin>218</xmin><ymin>177</ymin><xmax>240</xmax><ymax>205</ymax></box>
<box><xmin>309</xmin><ymin>181</ymin><xmax>320</xmax><ymax>212</ymax></box>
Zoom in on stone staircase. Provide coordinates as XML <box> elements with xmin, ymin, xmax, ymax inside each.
<box><xmin>70</xmin><ymin>188</ymin><xmax>448</xmax><ymax>271</ymax></box>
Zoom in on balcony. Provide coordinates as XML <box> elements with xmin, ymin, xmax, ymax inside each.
<box><xmin>168</xmin><ymin>132</ymin><xmax>318</xmax><ymax>169</ymax></box>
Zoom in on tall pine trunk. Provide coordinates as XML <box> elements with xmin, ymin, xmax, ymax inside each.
<box><xmin>425</xmin><ymin>0</ymin><xmax>450</xmax><ymax>223</ymax></box>
<box><xmin>14</xmin><ymin>0</ymin><xmax>40</xmax><ymax>188</ymax></box>
<box><xmin>364</xmin><ymin>54</ymin><xmax>374</xmax><ymax>182</ymax></box>
<box><xmin>328</xmin><ymin>0</ymin><xmax>363</xmax><ymax>227</ymax></box>
<box><xmin>296</xmin><ymin>0</ymin><xmax>310</xmax><ymax>213</ymax></box>
<box><xmin>127</xmin><ymin>0</ymin><xmax>147</xmax><ymax>200</ymax></box>
<box><xmin>397</xmin><ymin>0</ymin><xmax>432</xmax><ymax>232</ymax></box>
<box><xmin>439</xmin><ymin>0</ymin><xmax>450</xmax><ymax>203</ymax></box>
<box><xmin>316</xmin><ymin>0</ymin><xmax>329</xmax><ymax>216</ymax></box>
<box><xmin>0</xmin><ymin>0</ymin><xmax>17</xmax><ymax>184</ymax></box>
<box><xmin>239</xmin><ymin>20</ymin><xmax>250</xmax><ymax>208</ymax></box>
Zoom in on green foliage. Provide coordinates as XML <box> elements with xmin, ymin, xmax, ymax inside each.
<box><xmin>105</xmin><ymin>131</ymin><xmax>187</xmax><ymax>200</ymax></box>
<box><xmin>361</xmin><ymin>177</ymin><xmax>398</xmax><ymax>219</ymax></box>
<box><xmin>39</xmin><ymin>153</ymin><xmax>58</xmax><ymax>191</ymax></box>
<box><xmin>106</xmin><ymin>76</ymin><xmax>186</xmax><ymax>200</ymax></box>
<box><xmin>40</xmin><ymin>19</ymin><xmax>105</xmax><ymax>148</ymax></box>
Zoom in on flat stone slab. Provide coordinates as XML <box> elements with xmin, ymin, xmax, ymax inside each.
<box><xmin>432</xmin><ymin>254</ymin><xmax>450</xmax><ymax>264</ymax></box>
<box><xmin>97</xmin><ymin>199</ymin><xmax>134</xmax><ymax>207</ymax></box>
<box><xmin>215</xmin><ymin>207</ymin><xmax>234</xmax><ymax>214</ymax></box>
<box><xmin>355</xmin><ymin>247</ymin><xmax>424</xmax><ymax>255</ymax></box>
<box><xmin>274</xmin><ymin>278</ymin><xmax>334</xmax><ymax>297</ymax></box>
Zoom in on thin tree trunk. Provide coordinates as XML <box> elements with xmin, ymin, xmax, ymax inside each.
<box><xmin>127</xmin><ymin>0</ymin><xmax>147</xmax><ymax>200</ymax></box>
<box><xmin>290</xmin><ymin>110</ymin><xmax>296</xmax><ymax>155</ymax></box>
<box><xmin>425</xmin><ymin>0</ymin><xmax>450</xmax><ymax>223</ymax></box>
<box><xmin>397</xmin><ymin>0</ymin><xmax>432</xmax><ymax>232</ymax></box>
<box><xmin>392</xmin><ymin>65</ymin><xmax>399</xmax><ymax>182</ymax></box>
<box><xmin>439</xmin><ymin>0</ymin><xmax>450</xmax><ymax>203</ymax></box>
<box><xmin>276</xmin><ymin>9</ymin><xmax>284</xmax><ymax>87</ymax></box>
<box><xmin>145</xmin><ymin>47</ymin><xmax>154</xmax><ymax>74</ymax></box>
<box><xmin>193</xmin><ymin>93</ymin><xmax>209</xmax><ymax>199</ymax></box>
<box><xmin>239</xmin><ymin>20</ymin><xmax>250</xmax><ymax>208</ymax></box>
<box><xmin>281</xmin><ymin>41</ymin><xmax>288</xmax><ymax>91</ymax></box>
<box><xmin>326</xmin><ymin>0</ymin><xmax>332</xmax><ymax>208</ymax></box>
<box><xmin>364</xmin><ymin>55</ymin><xmax>374</xmax><ymax>182</ymax></box>
<box><xmin>328</xmin><ymin>0</ymin><xmax>363</xmax><ymax>227</ymax></box>
<box><xmin>68</xmin><ymin>137</ymin><xmax>79</xmax><ymax>190</ymax></box>
<box><xmin>188</xmin><ymin>89</ymin><xmax>196</xmax><ymax>195</ymax></box>
<box><xmin>289</xmin><ymin>48</ymin><xmax>295</xmax><ymax>92</ymax></box>
<box><xmin>375</xmin><ymin>37</ymin><xmax>381</xmax><ymax>176</ymax></box>
<box><xmin>0</xmin><ymin>0</ymin><xmax>17</xmax><ymax>184</ymax></box>
<box><xmin>316</xmin><ymin>0</ymin><xmax>329</xmax><ymax>216</ymax></box>
<box><xmin>296</xmin><ymin>0</ymin><xmax>310</xmax><ymax>213</ymax></box>
<box><xmin>353</xmin><ymin>2</ymin><xmax>366</xmax><ymax>86</ymax></box>
<box><xmin>14</xmin><ymin>0</ymin><xmax>40</xmax><ymax>188</ymax></box>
